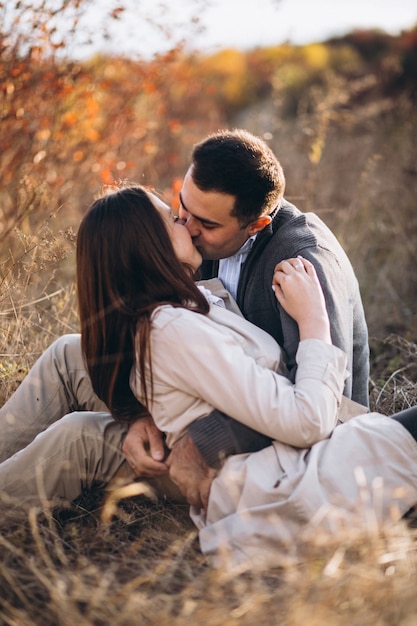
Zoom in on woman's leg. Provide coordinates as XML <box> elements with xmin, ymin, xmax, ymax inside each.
<box><xmin>0</xmin><ymin>411</ymin><xmax>133</xmax><ymax>509</ymax></box>
<box><xmin>0</xmin><ymin>334</ymin><xmax>107</xmax><ymax>462</ymax></box>
<box><xmin>198</xmin><ymin>412</ymin><xmax>417</xmax><ymax>569</ymax></box>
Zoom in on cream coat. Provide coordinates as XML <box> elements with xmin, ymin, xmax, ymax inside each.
<box><xmin>194</xmin><ymin>414</ymin><xmax>417</xmax><ymax>570</ymax></box>
<box><xmin>131</xmin><ymin>303</ymin><xmax>348</xmax><ymax>450</ymax></box>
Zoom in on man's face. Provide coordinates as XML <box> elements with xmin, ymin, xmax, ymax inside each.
<box><xmin>179</xmin><ymin>168</ymin><xmax>263</xmax><ymax>260</ymax></box>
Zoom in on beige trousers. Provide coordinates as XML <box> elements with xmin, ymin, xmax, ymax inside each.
<box><xmin>0</xmin><ymin>334</ymin><xmax>135</xmax><ymax>508</ymax></box>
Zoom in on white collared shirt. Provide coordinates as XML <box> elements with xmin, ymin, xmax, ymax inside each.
<box><xmin>218</xmin><ymin>235</ymin><xmax>257</xmax><ymax>300</ymax></box>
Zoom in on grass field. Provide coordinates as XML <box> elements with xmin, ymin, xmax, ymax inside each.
<box><xmin>1</xmin><ymin>19</ymin><xmax>417</xmax><ymax>623</ymax></box>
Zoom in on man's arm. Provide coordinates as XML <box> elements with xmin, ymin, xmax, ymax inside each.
<box><xmin>167</xmin><ymin>433</ymin><xmax>217</xmax><ymax>509</ymax></box>
<box><xmin>188</xmin><ymin>409</ymin><xmax>272</xmax><ymax>468</ymax></box>
<box><xmin>123</xmin><ymin>408</ymin><xmax>273</xmax><ymax>478</ymax></box>
<box><xmin>270</xmin><ymin>248</ymin><xmax>369</xmax><ymax>406</ymax></box>
<box><xmin>165</xmin><ymin>411</ymin><xmax>273</xmax><ymax>507</ymax></box>
<box><xmin>306</xmin><ymin>248</ymin><xmax>369</xmax><ymax>407</ymax></box>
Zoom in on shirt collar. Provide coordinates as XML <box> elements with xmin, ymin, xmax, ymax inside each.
<box><xmin>230</xmin><ymin>234</ymin><xmax>257</xmax><ymax>259</ymax></box>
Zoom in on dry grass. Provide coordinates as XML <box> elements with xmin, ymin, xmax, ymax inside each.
<box><xmin>1</xmin><ymin>231</ymin><xmax>417</xmax><ymax>625</ymax></box>
<box><xmin>1</xmin><ymin>480</ymin><xmax>417</xmax><ymax>624</ymax></box>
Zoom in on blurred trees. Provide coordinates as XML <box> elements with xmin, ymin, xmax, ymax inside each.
<box><xmin>0</xmin><ymin>0</ymin><xmax>221</xmax><ymax>313</ymax></box>
<box><xmin>0</xmin><ymin>0</ymin><xmax>416</xmax><ymax>337</ymax></box>
<box><xmin>0</xmin><ymin>0</ymin><xmax>219</xmax><ymax>237</ymax></box>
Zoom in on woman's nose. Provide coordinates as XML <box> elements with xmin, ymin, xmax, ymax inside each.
<box><xmin>179</xmin><ymin>206</ymin><xmax>200</xmax><ymax>237</ymax></box>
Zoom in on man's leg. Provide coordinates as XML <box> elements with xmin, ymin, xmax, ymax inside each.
<box><xmin>391</xmin><ymin>406</ymin><xmax>417</xmax><ymax>440</ymax></box>
<box><xmin>0</xmin><ymin>334</ymin><xmax>107</xmax><ymax>462</ymax></box>
<box><xmin>0</xmin><ymin>411</ymin><xmax>133</xmax><ymax>509</ymax></box>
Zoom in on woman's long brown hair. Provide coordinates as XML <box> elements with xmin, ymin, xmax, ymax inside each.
<box><xmin>76</xmin><ymin>185</ymin><xmax>209</xmax><ymax>422</ymax></box>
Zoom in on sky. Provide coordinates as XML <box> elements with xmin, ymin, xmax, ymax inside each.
<box><xmin>197</xmin><ymin>0</ymin><xmax>417</xmax><ymax>52</ymax></box>
<box><xmin>77</xmin><ymin>0</ymin><xmax>417</xmax><ymax>59</ymax></box>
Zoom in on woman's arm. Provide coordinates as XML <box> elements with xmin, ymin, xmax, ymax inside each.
<box><xmin>147</xmin><ymin>258</ymin><xmax>348</xmax><ymax>449</ymax></box>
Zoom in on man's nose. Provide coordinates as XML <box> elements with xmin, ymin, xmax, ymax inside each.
<box><xmin>178</xmin><ymin>206</ymin><xmax>200</xmax><ymax>237</ymax></box>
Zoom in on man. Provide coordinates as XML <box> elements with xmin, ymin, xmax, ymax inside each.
<box><xmin>124</xmin><ymin>129</ymin><xmax>369</xmax><ymax>500</ymax></box>
<box><xmin>181</xmin><ymin>129</ymin><xmax>368</xmax><ymax>399</ymax></box>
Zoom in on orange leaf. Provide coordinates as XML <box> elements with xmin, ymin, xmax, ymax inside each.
<box><xmin>63</xmin><ymin>111</ymin><xmax>78</xmax><ymax>126</ymax></box>
<box><xmin>100</xmin><ymin>168</ymin><xmax>114</xmax><ymax>184</ymax></box>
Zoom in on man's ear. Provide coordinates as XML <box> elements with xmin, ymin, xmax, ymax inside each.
<box><xmin>247</xmin><ymin>215</ymin><xmax>272</xmax><ymax>236</ymax></box>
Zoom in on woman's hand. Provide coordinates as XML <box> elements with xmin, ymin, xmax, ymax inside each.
<box><xmin>272</xmin><ymin>256</ymin><xmax>332</xmax><ymax>344</ymax></box>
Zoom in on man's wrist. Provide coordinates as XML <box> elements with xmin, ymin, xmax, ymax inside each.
<box><xmin>188</xmin><ymin>410</ymin><xmax>273</xmax><ymax>469</ymax></box>
<box><xmin>188</xmin><ymin>413</ymin><xmax>232</xmax><ymax>469</ymax></box>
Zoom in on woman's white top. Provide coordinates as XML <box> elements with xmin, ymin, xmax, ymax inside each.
<box><xmin>131</xmin><ymin>302</ymin><xmax>348</xmax><ymax>449</ymax></box>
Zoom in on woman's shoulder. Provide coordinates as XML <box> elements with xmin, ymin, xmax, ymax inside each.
<box><xmin>151</xmin><ymin>304</ymin><xmax>209</xmax><ymax>330</ymax></box>
<box><xmin>151</xmin><ymin>304</ymin><xmax>237</xmax><ymax>345</ymax></box>
<box><xmin>152</xmin><ymin>304</ymin><xmax>184</xmax><ymax>325</ymax></box>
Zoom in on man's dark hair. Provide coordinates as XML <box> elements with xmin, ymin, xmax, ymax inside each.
<box><xmin>190</xmin><ymin>129</ymin><xmax>286</xmax><ymax>225</ymax></box>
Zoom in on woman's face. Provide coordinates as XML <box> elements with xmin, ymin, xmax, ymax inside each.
<box><xmin>148</xmin><ymin>191</ymin><xmax>203</xmax><ymax>272</ymax></box>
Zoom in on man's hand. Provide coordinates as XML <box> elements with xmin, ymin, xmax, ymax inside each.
<box><xmin>122</xmin><ymin>416</ymin><xmax>169</xmax><ymax>478</ymax></box>
<box><xmin>167</xmin><ymin>433</ymin><xmax>217</xmax><ymax>509</ymax></box>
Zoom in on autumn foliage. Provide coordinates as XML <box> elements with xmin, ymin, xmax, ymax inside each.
<box><xmin>0</xmin><ymin>0</ymin><xmax>416</xmax><ymax>331</ymax></box>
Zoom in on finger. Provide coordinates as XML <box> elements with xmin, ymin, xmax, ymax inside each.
<box><xmin>273</xmin><ymin>264</ymin><xmax>295</xmax><ymax>286</ymax></box>
<box><xmin>301</xmin><ymin>257</ymin><xmax>316</xmax><ymax>276</ymax></box>
<box><xmin>272</xmin><ymin>271</ymin><xmax>285</xmax><ymax>293</ymax></box>
<box><xmin>271</xmin><ymin>279</ymin><xmax>284</xmax><ymax>297</ymax></box>
<box><xmin>274</xmin><ymin>259</ymin><xmax>294</xmax><ymax>274</ymax></box>
<box><xmin>275</xmin><ymin>259</ymin><xmax>306</xmax><ymax>278</ymax></box>
<box><xmin>126</xmin><ymin>442</ymin><xmax>168</xmax><ymax>475</ymax></box>
<box><xmin>133</xmin><ymin>455</ymin><xmax>169</xmax><ymax>478</ymax></box>
<box><xmin>296</xmin><ymin>255</ymin><xmax>316</xmax><ymax>271</ymax></box>
<box><xmin>147</xmin><ymin>424</ymin><xmax>166</xmax><ymax>461</ymax></box>
<box><xmin>122</xmin><ymin>419</ymin><xmax>148</xmax><ymax>457</ymax></box>
<box><xmin>287</xmin><ymin>256</ymin><xmax>306</xmax><ymax>271</ymax></box>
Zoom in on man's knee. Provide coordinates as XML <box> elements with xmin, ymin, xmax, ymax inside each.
<box><xmin>49</xmin><ymin>334</ymin><xmax>82</xmax><ymax>364</ymax></box>
<box><xmin>52</xmin><ymin>411</ymin><xmax>128</xmax><ymax>487</ymax></box>
<box><xmin>56</xmin><ymin>411</ymin><xmax>112</xmax><ymax>438</ymax></box>
<box><xmin>55</xmin><ymin>411</ymin><xmax>126</xmax><ymax>456</ymax></box>
<box><xmin>47</xmin><ymin>334</ymin><xmax>106</xmax><ymax>412</ymax></box>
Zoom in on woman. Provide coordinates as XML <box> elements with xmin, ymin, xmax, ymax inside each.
<box><xmin>0</xmin><ymin>184</ymin><xmax>416</xmax><ymax>570</ymax></box>
<box><xmin>77</xmin><ymin>185</ymin><xmax>343</xmax><ymax>451</ymax></box>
